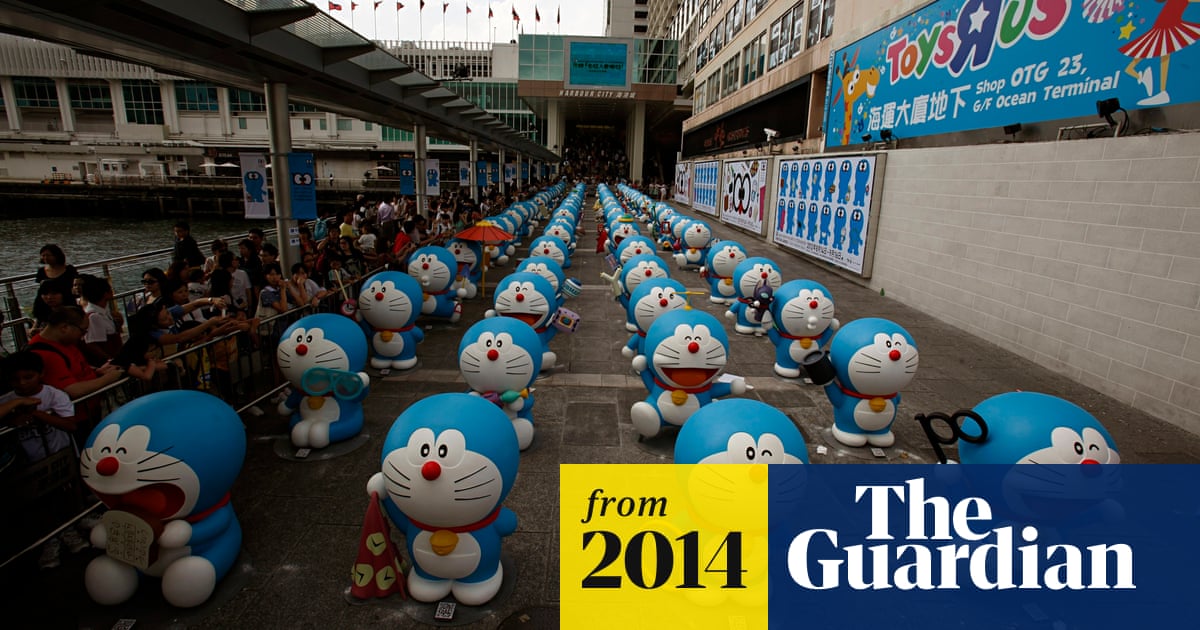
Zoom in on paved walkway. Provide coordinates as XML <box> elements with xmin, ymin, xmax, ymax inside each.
<box><xmin>12</xmin><ymin>193</ymin><xmax>1200</xmax><ymax>628</ymax></box>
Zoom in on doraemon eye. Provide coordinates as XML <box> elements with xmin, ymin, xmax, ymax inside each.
<box><xmin>725</xmin><ymin>432</ymin><xmax>757</xmax><ymax>462</ymax></box>
<box><xmin>758</xmin><ymin>434</ymin><xmax>786</xmax><ymax>462</ymax></box>
<box><xmin>1081</xmin><ymin>427</ymin><xmax>1114</xmax><ymax>463</ymax></box>
<box><xmin>433</xmin><ymin>430</ymin><xmax>466</xmax><ymax>467</ymax></box>
<box><xmin>1049</xmin><ymin>427</ymin><xmax>1087</xmax><ymax>463</ymax></box>
<box><xmin>405</xmin><ymin>428</ymin><xmax>437</xmax><ymax>466</ymax></box>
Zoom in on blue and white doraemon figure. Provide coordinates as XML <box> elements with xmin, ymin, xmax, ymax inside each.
<box><xmin>701</xmin><ymin>241</ymin><xmax>748</xmax><ymax>305</ymax></box>
<box><xmin>725</xmin><ymin>257</ymin><xmax>783</xmax><ymax>335</ymax></box>
<box><xmin>615</xmin><ymin>235</ymin><xmax>657</xmax><ymax>267</ymax></box>
<box><xmin>957</xmin><ymin>392</ymin><xmax>1120</xmax><ymax>466</ymax></box>
<box><xmin>674</xmin><ymin>398</ymin><xmax>808</xmax><ymax>464</ymax></box>
<box><xmin>516</xmin><ymin>256</ymin><xmax>566</xmax><ymax>309</ymax></box>
<box><xmin>615</xmin><ymin>253</ymin><xmax>672</xmax><ymax>332</ymax></box>
<box><xmin>357</xmin><ymin>271</ymin><xmax>425</xmax><ymax>371</ymax></box>
<box><xmin>528</xmin><ymin>235</ymin><xmax>570</xmax><ymax>269</ymax></box>
<box><xmin>631</xmin><ymin>310</ymin><xmax>746</xmax><ymax>438</ymax></box>
<box><xmin>673</xmin><ymin>219</ymin><xmax>714</xmax><ymax>270</ymax></box>
<box><xmin>81</xmin><ymin>391</ymin><xmax>244</xmax><ymax>608</ymax></box>
<box><xmin>485</xmin><ymin>271</ymin><xmax>561</xmax><ymax>371</ymax></box>
<box><xmin>408</xmin><ymin>245</ymin><xmax>468</xmax><ymax>323</ymax></box>
<box><xmin>623</xmin><ymin>278</ymin><xmax>690</xmax><ymax>360</ymax></box>
<box><xmin>277</xmin><ymin>314</ymin><xmax>370</xmax><ymax>449</ymax></box>
<box><xmin>767</xmin><ymin>280</ymin><xmax>839</xmax><ymax>378</ymax></box>
<box><xmin>806</xmin><ymin>318</ymin><xmax>918</xmax><ymax>448</ymax></box>
<box><xmin>458</xmin><ymin>318</ymin><xmax>542</xmax><ymax>450</ymax></box>
<box><xmin>367</xmin><ymin>394</ymin><xmax>519</xmax><ymax>606</ymax></box>
<box><xmin>446</xmin><ymin>238</ymin><xmax>483</xmax><ymax>300</ymax></box>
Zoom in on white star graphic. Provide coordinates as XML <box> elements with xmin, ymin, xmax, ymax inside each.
<box><xmin>968</xmin><ymin>3</ymin><xmax>990</xmax><ymax>33</ymax></box>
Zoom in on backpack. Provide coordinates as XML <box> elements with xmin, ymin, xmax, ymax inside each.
<box><xmin>313</xmin><ymin>217</ymin><xmax>328</xmax><ymax>240</ymax></box>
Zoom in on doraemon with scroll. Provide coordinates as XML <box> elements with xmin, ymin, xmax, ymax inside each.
<box><xmin>673</xmin><ymin>219</ymin><xmax>714</xmax><ymax>270</ymax></box>
<box><xmin>485</xmin><ymin>271</ymin><xmax>560</xmax><ymax>371</ymax></box>
<box><xmin>528</xmin><ymin>235</ymin><xmax>570</xmax><ymax>269</ymax></box>
<box><xmin>805</xmin><ymin>317</ymin><xmax>918</xmax><ymax>448</ymax></box>
<box><xmin>725</xmin><ymin>257</ymin><xmax>783</xmax><ymax>335</ymax></box>
<box><xmin>458</xmin><ymin>318</ymin><xmax>542</xmax><ymax>450</ymax></box>
<box><xmin>622</xmin><ymin>278</ymin><xmax>690</xmax><ymax>361</ymax></box>
<box><xmin>408</xmin><ymin>245</ymin><xmax>467</xmax><ymax>323</ymax></box>
<box><xmin>276</xmin><ymin>313</ymin><xmax>370</xmax><ymax>449</ymax></box>
<box><xmin>446</xmin><ymin>238</ymin><xmax>483</xmax><ymax>299</ymax></box>
<box><xmin>674</xmin><ymin>398</ymin><xmax>808</xmax><ymax>464</ymax></box>
<box><xmin>630</xmin><ymin>310</ymin><xmax>745</xmax><ymax>438</ymax></box>
<box><xmin>81</xmin><ymin>390</ymin><xmax>245</xmax><ymax>608</ymax></box>
<box><xmin>357</xmin><ymin>271</ymin><xmax>424</xmax><ymax>371</ymax></box>
<box><xmin>701</xmin><ymin>241</ymin><xmax>748</xmax><ymax>305</ymax></box>
<box><xmin>617</xmin><ymin>253</ymin><xmax>672</xmax><ymax>331</ymax></box>
<box><xmin>367</xmin><ymin>394</ymin><xmax>519</xmax><ymax>606</ymax></box>
<box><xmin>768</xmin><ymin>280</ymin><xmax>839</xmax><ymax>378</ymax></box>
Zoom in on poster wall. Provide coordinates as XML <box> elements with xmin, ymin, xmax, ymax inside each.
<box><xmin>771</xmin><ymin>154</ymin><xmax>882</xmax><ymax>276</ymax></box>
<box><xmin>673</xmin><ymin>163</ymin><xmax>691</xmax><ymax>204</ymax></box>
<box><xmin>691</xmin><ymin>160</ymin><xmax>720</xmax><ymax>216</ymax></box>
<box><xmin>720</xmin><ymin>159</ymin><xmax>768</xmax><ymax>235</ymax></box>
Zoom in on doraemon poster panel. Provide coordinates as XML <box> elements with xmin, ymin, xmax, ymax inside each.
<box><xmin>771</xmin><ymin>155</ymin><xmax>879</xmax><ymax>276</ymax></box>
<box><xmin>691</xmin><ymin>160</ymin><xmax>720</xmax><ymax>216</ymax></box>
<box><xmin>721</xmin><ymin>159</ymin><xmax>768</xmax><ymax>234</ymax></box>
<box><xmin>674</xmin><ymin>163</ymin><xmax>691</xmax><ymax>204</ymax></box>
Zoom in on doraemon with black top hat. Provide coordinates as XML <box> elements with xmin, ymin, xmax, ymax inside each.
<box><xmin>807</xmin><ymin>317</ymin><xmax>918</xmax><ymax>448</ymax></box>
<box><xmin>459</xmin><ymin>318</ymin><xmax>542</xmax><ymax>450</ymax></box>
<box><xmin>408</xmin><ymin>245</ymin><xmax>468</xmax><ymax>323</ymax></box>
<box><xmin>725</xmin><ymin>257</ymin><xmax>783</xmax><ymax>335</ymax></box>
<box><xmin>623</xmin><ymin>278</ymin><xmax>690</xmax><ymax>361</ymax></box>
<box><xmin>673</xmin><ymin>219</ymin><xmax>714</xmax><ymax>270</ymax></box>
<box><xmin>276</xmin><ymin>313</ymin><xmax>370</xmax><ymax>449</ymax></box>
<box><xmin>81</xmin><ymin>390</ymin><xmax>245</xmax><ymax>608</ymax></box>
<box><xmin>357</xmin><ymin>271</ymin><xmax>425</xmax><ymax>371</ymax></box>
<box><xmin>616</xmin><ymin>254</ymin><xmax>672</xmax><ymax>332</ymax></box>
<box><xmin>485</xmin><ymin>271</ymin><xmax>560</xmax><ymax>371</ymax></box>
<box><xmin>446</xmin><ymin>238</ymin><xmax>483</xmax><ymax>299</ymax></box>
<box><xmin>367</xmin><ymin>393</ymin><xmax>519</xmax><ymax>606</ymax></box>
<box><xmin>768</xmin><ymin>280</ymin><xmax>839</xmax><ymax>378</ymax></box>
<box><xmin>631</xmin><ymin>310</ymin><xmax>746</xmax><ymax>438</ymax></box>
<box><xmin>701</xmin><ymin>241</ymin><xmax>748</xmax><ymax>305</ymax></box>
<box><xmin>528</xmin><ymin>235</ymin><xmax>570</xmax><ymax>269</ymax></box>
<box><xmin>674</xmin><ymin>398</ymin><xmax>808</xmax><ymax>464</ymax></box>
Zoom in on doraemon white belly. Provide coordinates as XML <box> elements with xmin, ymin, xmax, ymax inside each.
<box><xmin>853</xmin><ymin>398</ymin><xmax>894</xmax><ymax>432</ymax></box>
<box><xmin>421</xmin><ymin>295</ymin><xmax>438</xmax><ymax>314</ymax></box>
<box><xmin>412</xmin><ymin>530</ymin><xmax>482</xmax><ymax>579</ymax></box>
<box><xmin>656</xmin><ymin>390</ymin><xmax>700</xmax><ymax>425</ymax></box>
<box><xmin>788</xmin><ymin>339</ymin><xmax>817</xmax><ymax>363</ymax></box>
<box><xmin>682</xmin><ymin>249</ymin><xmax>704</xmax><ymax>264</ymax></box>
<box><xmin>299</xmin><ymin>396</ymin><xmax>342</xmax><ymax>424</ymax></box>
<box><xmin>715</xmin><ymin>279</ymin><xmax>737</xmax><ymax>298</ymax></box>
<box><xmin>372</xmin><ymin>332</ymin><xmax>407</xmax><ymax>356</ymax></box>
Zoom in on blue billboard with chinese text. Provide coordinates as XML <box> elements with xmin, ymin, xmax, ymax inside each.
<box><xmin>566</xmin><ymin>39</ymin><xmax>632</xmax><ymax>90</ymax></box>
<box><xmin>824</xmin><ymin>0</ymin><xmax>1200</xmax><ymax>148</ymax></box>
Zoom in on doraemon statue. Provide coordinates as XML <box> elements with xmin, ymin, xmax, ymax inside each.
<box><xmin>408</xmin><ymin>245</ymin><xmax>468</xmax><ymax>322</ymax></box>
<box><xmin>515</xmin><ymin>256</ymin><xmax>566</xmax><ymax>310</ymax></box>
<box><xmin>357</xmin><ymin>271</ymin><xmax>425</xmax><ymax>370</ymax></box>
<box><xmin>606</xmin><ymin>215</ymin><xmax>642</xmax><ymax>256</ymax></box>
<box><xmin>277</xmin><ymin>313</ymin><xmax>370</xmax><ymax>448</ymax></box>
<box><xmin>767</xmin><ymin>280</ymin><xmax>839</xmax><ymax>378</ymax></box>
<box><xmin>459</xmin><ymin>318</ymin><xmax>542</xmax><ymax>450</ymax></box>
<box><xmin>958</xmin><ymin>392</ymin><xmax>1120</xmax><ymax>466</ymax></box>
<box><xmin>81</xmin><ymin>391</ymin><xmax>244</xmax><ymax>608</ymax></box>
<box><xmin>805</xmin><ymin>318</ymin><xmax>918</xmax><ymax>448</ymax></box>
<box><xmin>367</xmin><ymin>394</ymin><xmax>519</xmax><ymax>606</ymax></box>
<box><xmin>673</xmin><ymin>220</ymin><xmax>714</xmax><ymax>270</ymax></box>
<box><xmin>725</xmin><ymin>257</ymin><xmax>783</xmax><ymax>335</ymax></box>
<box><xmin>623</xmin><ymin>278</ymin><xmax>690</xmax><ymax>360</ymax></box>
<box><xmin>615</xmin><ymin>235</ymin><xmax>657</xmax><ymax>267</ymax></box>
<box><xmin>485</xmin><ymin>271</ymin><xmax>561</xmax><ymax>371</ymax></box>
<box><xmin>528</xmin><ymin>235</ymin><xmax>570</xmax><ymax>269</ymax></box>
<box><xmin>631</xmin><ymin>310</ymin><xmax>746</xmax><ymax>438</ymax></box>
<box><xmin>701</xmin><ymin>241</ymin><xmax>748</xmax><ymax>305</ymax></box>
<box><xmin>616</xmin><ymin>253</ymin><xmax>672</xmax><ymax>331</ymax></box>
<box><xmin>446</xmin><ymin>238</ymin><xmax>483</xmax><ymax>300</ymax></box>
<box><xmin>674</xmin><ymin>398</ymin><xmax>808</xmax><ymax>464</ymax></box>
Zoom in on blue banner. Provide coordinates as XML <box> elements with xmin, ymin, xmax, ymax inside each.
<box><xmin>476</xmin><ymin>160</ymin><xmax>488</xmax><ymax>187</ymax></box>
<box><xmin>521</xmin><ymin>162</ymin><xmax>530</xmax><ymax>181</ymax></box>
<box><xmin>398</xmin><ymin>158</ymin><xmax>415</xmax><ymax>196</ymax></box>
<box><xmin>489</xmin><ymin>162</ymin><xmax>499</xmax><ymax>184</ymax></box>
<box><xmin>286</xmin><ymin>152</ymin><xmax>316</xmax><ymax>220</ymax></box>
<box><xmin>567</xmin><ymin>40</ymin><xmax>631</xmax><ymax>89</ymax></box>
<box><xmin>824</xmin><ymin>0</ymin><xmax>1200</xmax><ymax>148</ymax></box>
<box><xmin>769</xmin><ymin>464</ymin><xmax>1200</xmax><ymax>629</ymax></box>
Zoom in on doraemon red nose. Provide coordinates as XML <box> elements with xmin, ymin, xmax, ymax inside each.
<box><xmin>659</xmin><ymin>298</ymin><xmax>669</xmax><ymax>307</ymax></box>
<box><xmin>422</xmin><ymin>263</ymin><xmax>429</xmax><ymax>270</ymax></box>
<box><xmin>97</xmin><ymin>456</ymin><xmax>119</xmax><ymax>476</ymax></box>
<box><xmin>487</xmin><ymin>349</ymin><xmax>499</xmax><ymax>361</ymax></box>
<box><xmin>688</xmin><ymin>341</ymin><xmax>700</xmax><ymax>353</ymax></box>
<box><xmin>761</xmin><ymin>272</ymin><xmax>769</xmax><ymax>279</ymax></box>
<box><xmin>644</xmin><ymin>269</ymin><xmax>653</xmax><ymax>277</ymax></box>
<box><xmin>421</xmin><ymin>460</ymin><xmax>441</xmax><ymax>480</ymax></box>
<box><xmin>375</xmin><ymin>292</ymin><xmax>384</xmax><ymax>301</ymax></box>
<box><xmin>889</xmin><ymin>349</ymin><xmax>901</xmax><ymax>361</ymax></box>
<box><xmin>296</xmin><ymin>344</ymin><xmax>308</xmax><ymax>356</ymax></box>
<box><xmin>516</xmin><ymin>293</ymin><xmax>525</xmax><ymax>302</ymax></box>
<box><xmin>543</xmin><ymin>248</ymin><xmax>550</xmax><ymax>254</ymax></box>
<box><xmin>809</xmin><ymin>300</ymin><xmax>819</xmax><ymax>309</ymax></box>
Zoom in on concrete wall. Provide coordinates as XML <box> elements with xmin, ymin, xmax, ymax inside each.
<box><xmin>870</xmin><ymin>132</ymin><xmax>1200</xmax><ymax>434</ymax></box>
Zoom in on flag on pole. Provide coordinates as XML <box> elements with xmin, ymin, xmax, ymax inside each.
<box><xmin>396</xmin><ymin>1</ymin><xmax>403</xmax><ymax>9</ymax></box>
<box><xmin>466</xmin><ymin>4</ymin><xmax>472</xmax><ymax>13</ymax></box>
<box><xmin>419</xmin><ymin>0</ymin><xmax>425</xmax><ymax>9</ymax></box>
<box><xmin>443</xmin><ymin>2</ymin><xmax>449</xmax><ymax>12</ymax></box>
<box><xmin>535</xmin><ymin>7</ymin><xmax>540</xmax><ymax>22</ymax></box>
<box><xmin>557</xmin><ymin>6</ymin><xmax>560</xmax><ymax>24</ymax></box>
<box><xmin>512</xmin><ymin>7</ymin><xmax>519</xmax><ymax>21</ymax></box>
<box><xmin>374</xmin><ymin>1</ymin><xmax>382</xmax><ymax>8</ymax></box>
<box><xmin>488</xmin><ymin>6</ymin><xmax>493</xmax><ymax>18</ymax></box>
<box><xmin>329</xmin><ymin>1</ymin><xmax>343</xmax><ymax>10</ymax></box>
<box><xmin>351</xmin><ymin>2</ymin><xmax>358</xmax><ymax>9</ymax></box>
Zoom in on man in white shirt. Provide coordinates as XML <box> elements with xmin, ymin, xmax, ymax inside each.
<box><xmin>79</xmin><ymin>276</ymin><xmax>122</xmax><ymax>363</ymax></box>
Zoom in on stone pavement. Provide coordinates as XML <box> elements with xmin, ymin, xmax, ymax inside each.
<box><xmin>11</xmin><ymin>193</ymin><xmax>1200</xmax><ymax>629</ymax></box>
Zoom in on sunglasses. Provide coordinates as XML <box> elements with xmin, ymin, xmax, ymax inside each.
<box><xmin>301</xmin><ymin>367</ymin><xmax>364</xmax><ymax>400</ymax></box>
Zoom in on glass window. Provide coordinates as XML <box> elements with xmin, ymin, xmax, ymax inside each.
<box><xmin>238</xmin><ymin>117</ymin><xmax>247</xmax><ymax>130</ymax></box>
<box><xmin>68</xmin><ymin>83</ymin><xmax>112</xmax><ymax>110</ymax></box>
<box><xmin>122</xmin><ymin>80</ymin><xmax>163</xmax><ymax>125</ymax></box>
<box><xmin>792</xmin><ymin>2</ymin><xmax>807</xmax><ymax>56</ymax></box>
<box><xmin>13</xmin><ymin>77</ymin><xmax>58</xmax><ymax>108</ymax></box>
<box><xmin>336</xmin><ymin>119</ymin><xmax>353</xmax><ymax>131</ymax></box>
<box><xmin>289</xmin><ymin>102</ymin><xmax>318</xmax><ymax>113</ymax></box>
<box><xmin>175</xmin><ymin>82</ymin><xmax>219</xmax><ymax>111</ymax></box>
<box><xmin>230</xmin><ymin>89</ymin><xmax>266</xmax><ymax>113</ymax></box>
<box><xmin>364</xmin><ymin>121</ymin><xmax>373</xmax><ymax>131</ymax></box>
<box><xmin>302</xmin><ymin>119</ymin><xmax>312</xmax><ymax>130</ymax></box>
<box><xmin>722</xmin><ymin>57</ymin><xmax>739</xmax><ymax>98</ymax></box>
<box><xmin>823</xmin><ymin>0</ymin><xmax>836</xmax><ymax>38</ymax></box>
<box><xmin>319</xmin><ymin>118</ymin><xmax>327</xmax><ymax>131</ymax></box>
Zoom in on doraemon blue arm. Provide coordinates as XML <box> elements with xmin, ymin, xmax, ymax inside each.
<box><xmin>367</xmin><ymin>394</ymin><xmax>520</xmax><ymax>606</ymax></box>
<box><xmin>277</xmin><ymin>314</ymin><xmax>370</xmax><ymax>449</ymax></box>
<box><xmin>357</xmin><ymin>271</ymin><xmax>425</xmax><ymax>370</ymax></box>
<box><xmin>81</xmin><ymin>391</ymin><xmax>245</xmax><ymax>609</ymax></box>
<box><xmin>767</xmin><ymin>280</ymin><xmax>839</xmax><ymax>378</ymax></box>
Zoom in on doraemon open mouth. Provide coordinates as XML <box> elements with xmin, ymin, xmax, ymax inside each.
<box><xmin>614</xmin><ymin>235</ymin><xmax>626</xmax><ymax>244</ymax></box>
<box><xmin>663</xmin><ymin>367</ymin><xmax>717</xmax><ymax>387</ymax></box>
<box><xmin>509</xmin><ymin>312</ymin><xmax>543</xmax><ymax>326</ymax></box>
<box><xmin>95</xmin><ymin>483</ymin><xmax>187</xmax><ymax>520</ymax></box>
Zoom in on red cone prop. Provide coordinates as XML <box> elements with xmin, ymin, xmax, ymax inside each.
<box><xmin>350</xmin><ymin>492</ymin><xmax>407</xmax><ymax>600</ymax></box>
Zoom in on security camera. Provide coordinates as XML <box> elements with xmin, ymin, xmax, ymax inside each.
<box><xmin>764</xmin><ymin>128</ymin><xmax>779</xmax><ymax>140</ymax></box>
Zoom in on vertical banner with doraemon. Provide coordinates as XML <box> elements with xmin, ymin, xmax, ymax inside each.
<box><xmin>673</xmin><ymin>163</ymin><xmax>691</xmax><ymax>204</ymax></box>
<box><xmin>691</xmin><ymin>160</ymin><xmax>720</xmax><ymax>216</ymax></box>
<box><xmin>771</xmin><ymin>154</ymin><xmax>885</xmax><ymax>277</ymax></box>
<box><xmin>398</xmin><ymin>158</ymin><xmax>416</xmax><ymax>196</ymax></box>
<box><xmin>425</xmin><ymin>158</ymin><xmax>441</xmax><ymax>196</ymax></box>
<box><xmin>240</xmin><ymin>152</ymin><xmax>269</xmax><ymax>218</ymax></box>
<box><xmin>720</xmin><ymin>159</ymin><xmax>768</xmax><ymax>235</ymax></box>
<box><xmin>459</xmin><ymin>160</ymin><xmax>472</xmax><ymax>184</ymax></box>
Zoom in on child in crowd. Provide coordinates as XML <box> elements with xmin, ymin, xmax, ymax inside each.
<box><xmin>80</xmin><ymin>276</ymin><xmax>123</xmax><ymax>365</ymax></box>
<box><xmin>255</xmin><ymin>263</ymin><xmax>289</xmax><ymax>320</ymax></box>
<box><xmin>0</xmin><ymin>351</ymin><xmax>88</xmax><ymax>569</ymax></box>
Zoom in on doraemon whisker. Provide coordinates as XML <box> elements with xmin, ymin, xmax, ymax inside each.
<box><xmin>455</xmin><ymin>479</ymin><xmax>496</xmax><ymax>493</ymax></box>
<box><xmin>139</xmin><ymin>460</ymin><xmax>184</xmax><ymax>473</ymax></box>
<box><xmin>453</xmin><ymin>494</ymin><xmax>493</xmax><ymax>501</ymax></box>
<box><xmin>314</xmin><ymin>348</ymin><xmax>339</xmax><ymax>358</ymax></box>
<box><xmin>455</xmin><ymin>465</ymin><xmax>487</xmax><ymax>483</ymax></box>
<box><xmin>278</xmin><ymin>349</ymin><xmax>292</xmax><ymax>358</ymax></box>
<box><xmin>388</xmin><ymin>490</ymin><xmax>411</xmax><ymax>500</ymax></box>
<box><xmin>136</xmin><ymin>477</ymin><xmax>180</xmax><ymax>482</ymax></box>
<box><xmin>138</xmin><ymin>445</ymin><xmax>174</xmax><ymax>464</ymax></box>
<box><xmin>388</xmin><ymin>461</ymin><xmax>411</xmax><ymax>480</ymax></box>
<box><xmin>383</xmin><ymin>472</ymin><xmax>411</xmax><ymax>489</ymax></box>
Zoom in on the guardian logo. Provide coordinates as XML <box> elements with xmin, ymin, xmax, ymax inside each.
<box><xmin>787</xmin><ymin>478</ymin><xmax>1134</xmax><ymax>591</ymax></box>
